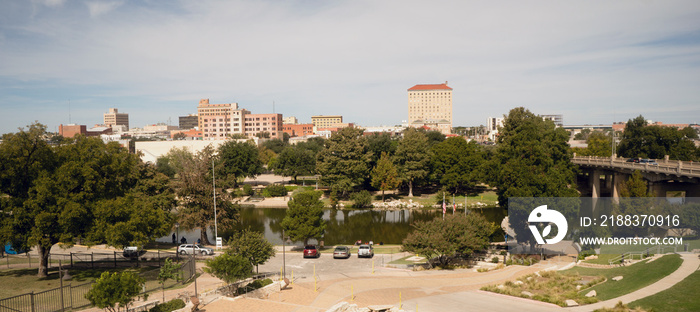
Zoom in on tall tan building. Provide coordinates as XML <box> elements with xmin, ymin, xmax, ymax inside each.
<box><xmin>104</xmin><ymin>108</ymin><xmax>129</xmax><ymax>129</ymax></box>
<box><xmin>197</xmin><ymin>99</ymin><xmax>283</xmax><ymax>140</ymax></box>
<box><xmin>407</xmin><ymin>82</ymin><xmax>452</xmax><ymax>134</ymax></box>
<box><xmin>311</xmin><ymin>115</ymin><xmax>343</xmax><ymax>128</ymax></box>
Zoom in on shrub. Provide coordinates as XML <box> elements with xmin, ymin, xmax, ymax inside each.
<box><xmin>491</xmin><ymin>256</ymin><xmax>500</xmax><ymax>263</ymax></box>
<box><xmin>351</xmin><ymin>190</ymin><xmax>373</xmax><ymax>208</ymax></box>
<box><xmin>243</xmin><ymin>184</ymin><xmax>253</xmax><ymax>196</ymax></box>
<box><xmin>264</xmin><ymin>184</ymin><xmax>287</xmax><ymax>197</ymax></box>
<box><xmin>149</xmin><ymin>299</ymin><xmax>185</xmax><ymax>312</ymax></box>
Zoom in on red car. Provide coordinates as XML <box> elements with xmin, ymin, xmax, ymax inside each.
<box><xmin>303</xmin><ymin>245</ymin><xmax>320</xmax><ymax>258</ymax></box>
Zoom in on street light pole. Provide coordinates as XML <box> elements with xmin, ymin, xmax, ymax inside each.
<box><xmin>175</xmin><ymin>222</ymin><xmax>180</xmax><ymax>262</ymax></box>
<box><xmin>213</xmin><ymin>158</ymin><xmax>217</xmax><ymax>240</ymax></box>
<box><xmin>282</xmin><ymin>229</ymin><xmax>286</xmax><ymax>278</ymax></box>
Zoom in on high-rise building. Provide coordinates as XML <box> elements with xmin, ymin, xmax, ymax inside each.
<box><xmin>104</xmin><ymin>108</ymin><xmax>129</xmax><ymax>129</ymax></box>
<box><xmin>179</xmin><ymin>114</ymin><xmax>198</xmax><ymax>130</ymax></box>
<box><xmin>311</xmin><ymin>115</ymin><xmax>343</xmax><ymax>128</ymax></box>
<box><xmin>487</xmin><ymin>117</ymin><xmax>504</xmax><ymax>141</ymax></box>
<box><xmin>407</xmin><ymin>82</ymin><xmax>452</xmax><ymax>134</ymax></box>
<box><xmin>197</xmin><ymin>99</ymin><xmax>249</xmax><ymax>140</ymax></box>
<box><xmin>283</xmin><ymin>116</ymin><xmax>298</xmax><ymax>125</ymax></box>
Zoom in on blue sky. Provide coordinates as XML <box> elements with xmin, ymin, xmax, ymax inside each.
<box><xmin>1</xmin><ymin>0</ymin><xmax>699</xmax><ymax>134</ymax></box>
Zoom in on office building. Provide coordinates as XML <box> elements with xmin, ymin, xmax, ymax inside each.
<box><xmin>311</xmin><ymin>115</ymin><xmax>343</xmax><ymax>128</ymax></box>
<box><xmin>197</xmin><ymin>99</ymin><xmax>249</xmax><ymax>140</ymax></box>
<box><xmin>104</xmin><ymin>108</ymin><xmax>129</xmax><ymax>129</ymax></box>
<box><xmin>244</xmin><ymin>113</ymin><xmax>283</xmax><ymax>139</ymax></box>
<box><xmin>541</xmin><ymin>114</ymin><xmax>563</xmax><ymax>127</ymax></box>
<box><xmin>179</xmin><ymin>114</ymin><xmax>198</xmax><ymax>130</ymax></box>
<box><xmin>407</xmin><ymin>82</ymin><xmax>452</xmax><ymax>134</ymax></box>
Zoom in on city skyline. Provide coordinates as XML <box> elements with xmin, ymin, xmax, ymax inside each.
<box><xmin>1</xmin><ymin>1</ymin><xmax>700</xmax><ymax>134</ymax></box>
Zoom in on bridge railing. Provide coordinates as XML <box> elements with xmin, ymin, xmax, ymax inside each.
<box><xmin>571</xmin><ymin>156</ymin><xmax>700</xmax><ymax>178</ymax></box>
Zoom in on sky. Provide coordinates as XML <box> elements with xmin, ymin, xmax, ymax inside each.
<box><xmin>1</xmin><ymin>0</ymin><xmax>699</xmax><ymax>134</ymax></box>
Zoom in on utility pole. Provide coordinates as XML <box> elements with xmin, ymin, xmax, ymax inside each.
<box><xmin>213</xmin><ymin>158</ymin><xmax>217</xmax><ymax>240</ymax></box>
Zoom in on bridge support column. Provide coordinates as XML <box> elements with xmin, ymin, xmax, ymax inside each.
<box><xmin>590</xmin><ymin>170</ymin><xmax>601</xmax><ymax>198</ymax></box>
<box><xmin>612</xmin><ymin>173</ymin><xmax>622</xmax><ymax>204</ymax></box>
<box><xmin>605</xmin><ymin>174</ymin><xmax>613</xmax><ymax>190</ymax></box>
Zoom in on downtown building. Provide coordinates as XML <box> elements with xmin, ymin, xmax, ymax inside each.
<box><xmin>407</xmin><ymin>82</ymin><xmax>452</xmax><ymax>134</ymax></box>
<box><xmin>104</xmin><ymin>108</ymin><xmax>129</xmax><ymax>130</ymax></box>
<box><xmin>197</xmin><ymin>99</ymin><xmax>282</xmax><ymax>140</ymax></box>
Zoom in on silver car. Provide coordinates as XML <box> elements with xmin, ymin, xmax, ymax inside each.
<box><xmin>178</xmin><ymin>243</ymin><xmax>214</xmax><ymax>256</ymax></box>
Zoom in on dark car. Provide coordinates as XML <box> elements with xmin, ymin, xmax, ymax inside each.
<box><xmin>626</xmin><ymin>157</ymin><xmax>642</xmax><ymax>163</ymax></box>
<box><xmin>303</xmin><ymin>245</ymin><xmax>320</xmax><ymax>258</ymax></box>
<box><xmin>333</xmin><ymin>246</ymin><xmax>351</xmax><ymax>259</ymax></box>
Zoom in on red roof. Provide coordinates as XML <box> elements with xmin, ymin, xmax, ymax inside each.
<box><xmin>408</xmin><ymin>83</ymin><xmax>452</xmax><ymax>91</ymax></box>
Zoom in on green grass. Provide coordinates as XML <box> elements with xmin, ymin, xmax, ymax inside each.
<box><xmin>583</xmin><ymin>254</ymin><xmax>624</xmax><ymax>265</ymax></box>
<box><xmin>482</xmin><ymin>270</ymin><xmax>602</xmax><ymax>307</ymax></box>
<box><xmin>388</xmin><ymin>255</ymin><xmax>427</xmax><ymax>265</ymax></box>
<box><xmin>563</xmin><ymin>254</ymin><xmax>683</xmax><ymax>301</ymax></box>
<box><xmin>629</xmin><ymin>269</ymin><xmax>700</xmax><ymax>312</ymax></box>
<box><xmin>599</xmin><ymin>239</ymin><xmax>699</xmax><ymax>255</ymax></box>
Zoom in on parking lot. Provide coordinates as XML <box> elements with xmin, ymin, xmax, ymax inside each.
<box><xmin>257</xmin><ymin>246</ymin><xmax>411</xmax><ymax>281</ymax></box>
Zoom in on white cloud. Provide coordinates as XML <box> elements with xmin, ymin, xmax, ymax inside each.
<box><xmin>85</xmin><ymin>0</ymin><xmax>124</xmax><ymax>18</ymax></box>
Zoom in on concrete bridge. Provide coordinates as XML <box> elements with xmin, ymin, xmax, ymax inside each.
<box><xmin>572</xmin><ymin>156</ymin><xmax>700</xmax><ymax>198</ymax></box>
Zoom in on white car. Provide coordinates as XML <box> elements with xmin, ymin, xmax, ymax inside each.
<box><xmin>357</xmin><ymin>244</ymin><xmax>374</xmax><ymax>258</ymax></box>
<box><xmin>178</xmin><ymin>243</ymin><xmax>214</xmax><ymax>256</ymax></box>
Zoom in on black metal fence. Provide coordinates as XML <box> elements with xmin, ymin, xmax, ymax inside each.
<box><xmin>0</xmin><ymin>256</ymin><xmax>197</xmax><ymax>312</ymax></box>
<box><xmin>1</xmin><ymin>250</ymin><xmax>186</xmax><ymax>271</ymax></box>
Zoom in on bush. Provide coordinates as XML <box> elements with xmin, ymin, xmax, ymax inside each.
<box><xmin>491</xmin><ymin>256</ymin><xmax>500</xmax><ymax>263</ymax></box>
<box><xmin>243</xmin><ymin>184</ymin><xmax>253</xmax><ymax>196</ymax></box>
<box><xmin>351</xmin><ymin>190</ymin><xmax>373</xmax><ymax>208</ymax></box>
<box><xmin>149</xmin><ymin>299</ymin><xmax>185</xmax><ymax>312</ymax></box>
<box><xmin>264</xmin><ymin>184</ymin><xmax>288</xmax><ymax>197</ymax></box>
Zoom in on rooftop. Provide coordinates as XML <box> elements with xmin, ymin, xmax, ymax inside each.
<box><xmin>408</xmin><ymin>83</ymin><xmax>452</xmax><ymax>91</ymax></box>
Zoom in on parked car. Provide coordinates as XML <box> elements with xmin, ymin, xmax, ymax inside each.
<box><xmin>122</xmin><ymin>246</ymin><xmax>142</xmax><ymax>258</ymax></box>
<box><xmin>178</xmin><ymin>243</ymin><xmax>214</xmax><ymax>256</ymax></box>
<box><xmin>640</xmin><ymin>159</ymin><xmax>659</xmax><ymax>165</ymax></box>
<box><xmin>333</xmin><ymin>246</ymin><xmax>351</xmax><ymax>259</ymax></box>
<box><xmin>357</xmin><ymin>244</ymin><xmax>374</xmax><ymax>258</ymax></box>
<box><xmin>303</xmin><ymin>245</ymin><xmax>320</xmax><ymax>258</ymax></box>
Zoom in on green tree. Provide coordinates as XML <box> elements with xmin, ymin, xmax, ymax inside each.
<box><xmin>367</xmin><ymin>133</ymin><xmax>396</xmax><ymax>169</ymax></box>
<box><xmin>273</xmin><ymin>146</ymin><xmax>316</xmax><ymax>183</ymax></box>
<box><xmin>203</xmin><ymin>253</ymin><xmax>253</xmax><ymax>295</ymax></box>
<box><xmin>261</xmin><ymin>138</ymin><xmax>288</xmax><ymax>154</ymax></box>
<box><xmin>430</xmin><ymin>137</ymin><xmax>483</xmax><ymax>194</ymax></box>
<box><xmin>226</xmin><ymin>228</ymin><xmax>276</xmax><ymax>273</ymax></box>
<box><xmin>316</xmin><ymin>127</ymin><xmax>372</xmax><ymax>196</ymax></box>
<box><xmin>402</xmin><ymin>214</ymin><xmax>495</xmax><ymax>268</ymax></box>
<box><xmin>490</xmin><ymin>108</ymin><xmax>578</xmax><ymax>250</ymax></box>
<box><xmin>85</xmin><ymin>271</ymin><xmax>145</xmax><ymax>312</ymax></box>
<box><xmin>618</xmin><ymin>171</ymin><xmax>652</xmax><ymax>198</ymax></box>
<box><xmin>157</xmin><ymin>258</ymin><xmax>181</xmax><ymax>303</ymax></box>
<box><xmin>371</xmin><ymin>151</ymin><xmax>400</xmax><ymax>201</ymax></box>
<box><xmin>257</xmin><ymin>145</ymin><xmax>277</xmax><ymax>168</ymax></box>
<box><xmin>169</xmin><ymin>146</ymin><xmax>239</xmax><ymax>245</ymax></box>
<box><xmin>280</xmin><ymin>191</ymin><xmax>326</xmax><ymax>245</ymax></box>
<box><xmin>618</xmin><ymin>115</ymin><xmax>698</xmax><ymax>161</ymax></box>
<box><xmin>395</xmin><ymin>128</ymin><xmax>430</xmax><ymax>197</ymax></box>
<box><xmin>218</xmin><ymin>141</ymin><xmax>263</xmax><ymax>187</ymax></box>
<box><xmin>0</xmin><ymin>125</ymin><xmax>175</xmax><ymax>277</ymax></box>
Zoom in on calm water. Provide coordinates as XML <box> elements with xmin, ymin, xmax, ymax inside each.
<box><xmin>220</xmin><ymin>207</ymin><xmax>507</xmax><ymax>246</ymax></box>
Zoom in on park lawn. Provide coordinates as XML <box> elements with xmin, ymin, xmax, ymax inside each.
<box><xmin>629</xmin><ymin>269</ymin><xmax>700</xmax><ymax>312</ymax></box>
<box><xmin>599</xmin><ymin>239</ymin><xmax>699</xmax><ymax>255</ymax></box>
<box><xmin>563</xmin><ymin>254</ymin><xmax>682</xmax><ymax>301</ymax></box>
<box><xmin>388</xmin><ymin>255</ymin><xmax>427</xmax><ymax>265</ymax></box>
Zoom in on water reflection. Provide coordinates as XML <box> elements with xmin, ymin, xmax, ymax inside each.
<box><xmin>223</xmin><ymin>207</ymin><xmax>507</xmax><ymax>246</ymax></box>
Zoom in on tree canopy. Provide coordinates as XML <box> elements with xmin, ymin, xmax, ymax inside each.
<box><xmin>0</xmin><ymin>124</ymin><xmax>175</xmax><ymax>277</ymax></box>
<box><xmin>226</xmin><ymin>228</ymin><xmax>276</xmax><ymax>273</ymax></box>
<box><xmin>371</xmin><ymin>151</ymin><xmax>400</xmax><ymax>201</ymax></box>
<box><xmin>430</xmin><ymin>137</ymin><xmax>483</xmax><ymax>194</ymax></box>
<box><xmin>273</xmin><ymin>146</ymin><xmax>316</xmax><ymax>183</ymax></box>
<box><xmin>395</xmin><ymin>128</ymin><xmax>430</xmax><ymax>197</ymax></box>
<box><xmin>280</xmin><ymin>191</ymin><xmax>326</xmax><ymax>245</ymax></box>
<box><xmin>617</xmin><ymin>115</ymin><xmax>699</xmax><ymax>161</ymax></box>
<box><xmin>217</xmin><ymin>140</ymin><xmax>263</xmax><ymax>187</ymax></box>
<box><xmin>316</xmin><ymin>127</ymin><xmax>372</xmax><ymax>195</ymax></box>
<box><xmin>85</xmin><ymin>271</ymin><xmax>145</xmax><ymax>312</ymax></box>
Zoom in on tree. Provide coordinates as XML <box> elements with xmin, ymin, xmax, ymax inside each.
<box><xmin>0</xmin><ymin>125</ymin><xmax>175</xmax><ymax>277</ymax></box>
<box><xmin>490</xmin><ymin>108</ymin><xmax>579</xmax><ymax>251</ymax></box>
<box><xmin>173</xmin><ymin>132</ymin><xmax>187</xmax><ymax>140</ymax></box>
<box><xmin>395</xmin><ymin>128</ymin><xmax>430</xmax><ymax>197</ymax></box>
<box><xmin>367</xmin><ymin>133</ymin><xmax>396</xmax><ymax>169</ymax></box>
<box><xmin>257</xmin><ymin>145</ymin><xmax>277</xmax><ymax>168</ymax></box>
<box><xmin>226</xmin><ymin>228</ymin><xmax>276</xmax><ymax>273</ymax></box>
<box><xmin>584</xmin><ymin>131</ymin><xmax>612</xmax><ymax>157</ymax></box>
<box><xmin>203</xmin><ymin>253</ymin><xmax>253</xmax><ymax>295</ymax></box>
<box><xmin>618</xmin><ymin>171</ymin><xmax>652</xmax><ymax>198</ymax></box>
<box><xmin>157</xmin><ymin>258</ymin><xmax>180</xmax><ymax>303</ymax></box>
<box><xmin>85</xmin><ymin>271</ymin><xmax>145</xmax><ymax>312</ymax></box>
<box><xmin>371</xmin><ymin>152</ymin><xmax>400</xmax><ymax>201</ymax></box>
<box><xmin>261</xmin><ymin>138</ymin><xmax>288</xmax><ymax>154</ymax></box>
<box><xmin>402</xmin><ymin>214</ymin><xmax>495</xmax><ymax>268</ymax></box>
<box><xmin>280</xmin><ymin>191</ymin><xmax>326</xmax><ymax>245</ymax></box>
<box><xmin>256</xmin><ymin>131</ymin><xmax>271</xmax><ymax>139</ymax></box>
<box><xmin>316</xmin><ymin>127</ymin><xmax>372</xmax><ymax>196</ymax></box>
<box><xmin>430</xmin><ymin>137</ymin><xmax>483</xmax><ymax>194</ymax></box>
<box><xmin>618</xmin><ymin>115</ymin><xmax>698</xmax><ymax>161</ymax></box>
<box><xmin>273</xmin><ymin>146</ymin><xmax>316</xmax><ymax>183</ymax></box>
<box><xmin>217</xmin><ymin>140</ymin><xmax>263</xmax><ymax>187</ymax></box>
<box><xmin>169</xmin><ymin>146</ymin><xmax>239</xmax><ymax>245</ymax></box>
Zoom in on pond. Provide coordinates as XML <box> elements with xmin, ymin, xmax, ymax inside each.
<box><xmin>160</xmin><ymin>207</ymin><xmax>507</xmax><ymax>246</ymax></box>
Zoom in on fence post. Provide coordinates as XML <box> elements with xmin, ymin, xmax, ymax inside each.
<box><xmin>31</xmin><ymin>291</ymin><xmax>35</xmax><ymax>312</ymax></box>
<box><xmin>158</xmin><ymin>250</ymin><xmax>161</xmax><ymax>267</ymax></box>
<box><xmin>114</xmin><ymin>251</ymin><xmax>117</xmax><ymax>268</ymax></box>
<box><xmin>91</xmin><ymin>252</ymin><xmax>94</xmax><ymax>269</ymax></box>
<box><xmin>70</xmin><ymin>284</ymin><xmax>74</xmax><ymax>309</ymax></box>
<box><xmin>136</xmin><ymin>253</ymin><xmax>140</xmax><ymax>268</ymax></box>
<box><xmin>70</xmin><ymin>253</ymin><xmax>73</xmax><ymax>267</ymax></box>
<box><xmin>27</xmin><ymin>252</ymin><xmax>31</xmax><ymax>268</ymax></box>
